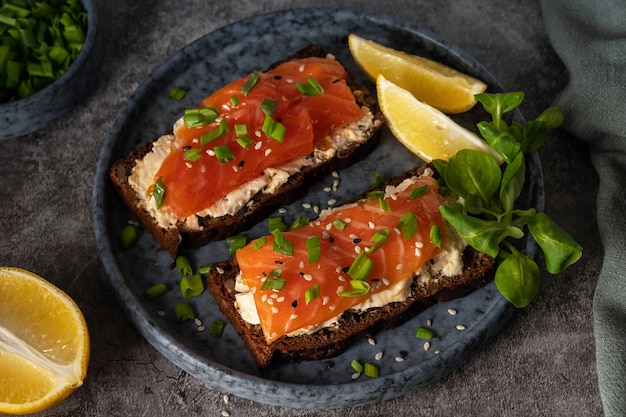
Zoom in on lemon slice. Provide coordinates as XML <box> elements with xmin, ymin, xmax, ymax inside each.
<box><xmin>0</xmin><ymin>267</ymin><xmax>90</xmax><ymax>415</ymax></box>
<box><xmin>349</xmin><ymin>33</ymin><xmax>487</xmax><ymax>114</ymax></box>
<box><xmin>377</xmin><ymin>74</ymin><xmax>502</xmax><ymax>163</ymax></box>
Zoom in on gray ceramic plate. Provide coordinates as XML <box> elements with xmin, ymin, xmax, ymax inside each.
<box><xmin>93</xmin><ymin>8</ymin><xmax>543</xmax><ymax>409</ymax></box>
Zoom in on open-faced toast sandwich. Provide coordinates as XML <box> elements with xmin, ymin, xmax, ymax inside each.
<box><xmin>206</xmin><ymin>163</ymin><xmax>496</xmax><ymax>369</ymax></box>
<box><xmin>110</xmin><ymin>44</ymin><xmax>384</xmax><ymax>257</ymax></box>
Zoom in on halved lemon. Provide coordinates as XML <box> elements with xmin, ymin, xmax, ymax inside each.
<box><xmin>377</xmin><ymin>74</ymin><xmax>502</xmax><ymax>163</ymax></box>
<box><xmin>0</xmin><ymin>267</ymin><xmax>90</xmax><ymax>415</ymax></box>
<box><xmin>349</xmin><ymin>33</ymin><xmax>487</xmax><ymax>114</ymax></box>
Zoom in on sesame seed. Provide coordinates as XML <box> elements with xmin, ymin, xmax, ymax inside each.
<box><xmin>354</xmin><ymin>246</ymin><xmax>361</xmax><ymax>254</ymax></box>
<box><xmin>368</xmin><ymin>337</ymin><xmax>376</xmax><ymax>345</ymax></box>
<box><xmin>278</xmin><ymin>207</ymin><xmax>287</xmax><ymax>214</ymax></box>
<box><xmin>156</xmin><ymin>310</ymin><xmax>165</xmax><ymax>317</ymax></box>
<box><xmin>424</xmin><ymin>342</ymin><xmax>431</xmax><ymax>351</ymax></box>
<box><xmin>207</xmin><ymin>149</ymin><xmax>215</xmax><ymax>156</ymax></box>
<box><xmin>302</xmin><ymin>202</ymin><xmax>312</xmax><ymax>209</ymax></box>
<box><xmin>265</xmin><ymin>149</ymin><xmax>272</xmax><ymax>156</ymax></box>
<box><xmin>368</xmin><ymin>221</ymin><xmax>376</xmax><ymax>229</ymax></box>
<box><xmin>456</xmin><ymin>324</ymin><xmax>466</xmax><ymax>331</ymax></box>
<box><xmin>197</xmin><ymin>325</ymin><xmax>207</xmax><ymax>332</ymax></box>
<box><xmin>267</xmin><ymin>298</ymin><xmax>274</xmax><ymax>305</ymax></box>
<box><xmin>194</xmin><ymin>318</ymin><xmax>202</xmax><ymax>326</ymax></box>
<box><xmin>331</xmin><ymin>245</ymin><xmax>339</xmax><ymax>251</ymax></box>
<box><xmin>393</xmin><ymin>227</ymin><xmax>401</xmax><ymax>234</ymax></box>
<box><xmin>216</xmin><ymin>267</ymin><xmax>225</xmax><ymax>274</ymax></box>
<box><xmin>415</xmin><ymin>248</ymin><xmax>422</xmax><ymax>257</ymax></box>
<box><xmin>338</xmin><ymin>275</ymin><xmax>346</xmax><ymax>282</ymax></box>
<box><xmin>427</xmin><ymin>319</ymin><xmax>432</xmax><ymax>327</ymax></box>
<box><xmin>231</xmin><ymin>165</ymin><xmax>238</xmax><ymax>173</ymax></box>
<box><xmin>271</xmin><ymin>306</ymin><xmax>279</xmax><ymax>314</ymax></box>
<box><xmin>221</xmin><ymin>411</ymin><xmax>230</xmax><ymax>417</ymax></box>
<box><xmin>255</xmin><ymin>130</ymin><xmax>262</xmax><ymax>138</ymax></box>
<box><xmin>396</xmin><ymin>263</ymin><xmax>403</xmax><ymax>270</ymax></box>
<box><xmin>254</xmin><ymin>140</ymin><xmax>262</xmax><ymax>149</ymax></box>
<box><xmin>352</xmin><ymin>372</ymin><xmax>361</xmax><ymax>380</ymax></box>
<box><xmin>375</xmin><ymin>351</ymin><xmax>384</xmax><ymax>361</ymax></box>
<box><xmin>382</xmin><ymin>278</ymin><xmax>390</xmax><ymax>286</ymax></box>
<box><xmin>337</xmin><ymin>286</ymin><xmax>344</xmax><ymax>294</ymax></box>
<box><xmin>299</xmin><ymin>64</ymin><xmax>305</xmax><ymax>72</ymax></box>
<box><xmin>435</xmin><ymin>350</ymin><xmax>441</xmax><ymax>355</ymax></box>
<box><xmin>223</xmin><ymin>395</ymin><xmax>230</xmax><ymax>404</ymax></box>
<box><xmin>290</xmin><ymin>314</ymin><xmax>298</xmax><ymax>320</ymax></box>
<box><xmin>324</xmin><ymin>186</ymin><xmax>332</xmax><ymax>192</ymax></box>
<box><xmin>335</xmin><ymin>266</ymin><xmax>342</xmax><ymax>273</ymax></box>
<box><xmin>313</xmin><ymin>205</ymin><xmax>320</xmax><ymax>213</ymax></box>
<box><xmin>303</xmin><ymin>274</ymin><xmax>313</xmax><ymax>281</ymax></box>
<box><xmin>270</xmin><ymin>293</ymin><xmax>278</xmax><ymax>299</ymax></box>
<box><xmin>276</xmin><ymin>296</ymin><xmax>285</xmax><ymax>303</ymax></box>
<box><xmin>416</xmin><ymin>241</ymin><xmax>424</xmax><ymax>248</ymax></box>
<box><xmin>185</xmin><ymin>162</ymin><xmax>192</xmax><ymax>169</ymax></box>
<box><xmin>322</xmin><ymin>296</ymin><xmax>330</xmax><ymax>305</ymax></box>
<box><xmin>328</xmin><ymin>198</ymin><xmax>337</xmax><ymax>206</ymax></box>
<box><xmin>349</xmin><ymin>234</ymin><xmax>359</xmax><ymax>239</ymax></box>
<box><xmin>332</xmin><ymin>171</ymin><xmax>339</xmax><ymax>178</ymax></box>
<box><xmin>395</xmin><ymin>356</ymin><xmax>405</xmax><ymax>362</ymax></box>
<box><xmin>448</xmin><ymin>308</ymin><xmax>458</xmax><ymax>316</ymax></box>
<box><xmin>344</xmin><ymin>218</ymin><xmax>352</xmax><ymax>223</ymax></box>
<box><xmin>192</xmin><ymin>138</ymin><xmax>199</xmax><ymax>144</ymax></box>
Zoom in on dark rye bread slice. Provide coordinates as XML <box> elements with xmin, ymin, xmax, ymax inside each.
<box><xmin>206</xmin><ymin>164</ymin><xmax>496</xmax><ymax>369</ymax></box>
<box><xmin>109</xmin><ymin>44</ymin><xmax>384</xmax><ymax>258</ymax></box>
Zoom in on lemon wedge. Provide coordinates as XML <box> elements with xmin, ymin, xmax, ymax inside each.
<box><xmin>0</xmin><ymin>267</ymin><xmax>90</xmax><ymax>415</ymax></box>
<box><xmin>377</xmin><ymin>74</ymin><xmax>502</xmax><ymax>163</ymax></box>
<box><xmin>349</xmin><ymin>33</ymin><xmax>487</xmax><ymax>114</ymax></box>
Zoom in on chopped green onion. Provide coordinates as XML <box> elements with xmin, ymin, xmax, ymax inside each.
<box><xmin>260</xmin><ymin>268</ymin><xmax>286</xmax><ymax>291</ymax></box>
<box><xmin>262</xmin><ymin>116</ymin><xmax>287</xmax><ymax>142</ymax></box>
<box><xmin>174</xmin><ymin>303</ymin><xmax>195</xmax><ymax>322</ymax></box>
<box><xmin>398</xmin><ymin>211</ymin><xmax>418</xmax><ymax>240</ymax></box>
<box><xmin>226</xmin><ymin>234</ymin><xmax>247</xmax><ymax>256</ymax></box>
<box><xmin>183</xmin><ymin>147</ymin><xmax>202</xmax><ymax>162</ymax></box>
<box><xmin>200</xmin><ymin>119</ymin><xmax>228</xmax><ymax>145</ymax></box>
<box><xmin>332</xmin><ymin>218</ymin><xmax>348</xmax><ymax>231</ymax></box>
<box><xmin>260</xmin><ymin>98</ymin><xmax>278</xmax><ymax>116</ymax></box>
<box><xmin>229</xmin><ymin>95</ymin><xmax>240</xmax><ymax>106</ymax></box>
<box><xmin>305</xmin><ymin>283</ymin><xmax>321</xmax><ymax>304</ymax></box>
<box><xmin>268</xmin><ymin>216</ymin><xmax>288</xmax><ymax>232</ymax></box>
<box><xmin>209</xmin><ymin>320</ymin><xmax>226</xmax><ymax>338</ymax></box>
<box><xmin>289</xmin><ymin>217</ymin><xmax>310</xmax><ymax>230</ymax></box>
<box><xmin>272</xmin><ymin>229</ymin><xmax>294</xmax><ymax>256</ymax></box>
<box><xmin>295</xmin><ymin>77</ymin><xmax>324</xmax><ymax>96</ymax></box>
<box><xmin>145</xmin><ymin>283</ymin><xmax>167</xmax><ymax>299</ymax></box>
<box><xmin>410</xmin><ymin>184</ymin><xmax>429</xmax><ymax>200</ymax></box>
<box><xmin>379</xmin><ymin>198</ymin><xmax>391</xmax><ymax>212</ymax></box>
<box><xmin>176</xmin><ymin>256</ymin><xmax>193</xmax><ymax>277</ymax></box>
<box><xmin>234</xmin><ymin>123</ymin><xmax>249</xmax><ymax>136</ymax></box>
<box><xmin>366</xmin><ymin>190</ymin><xmax>384</xmax><ymax>200</ymax></box>
<box><xmin>119</xmin><ymin>224</ymin><xmax>137</xmax><ymax>249</ymax></box>
<box><xmin>213</xmin><ymin>145</ymin><xmax>236</xmax><ymax>163</ymax></box>
<box><xmin>339</xmin><ymin>280</ymin><xmax>371</xmax><ymax>297</ymax></box>
<box><xmin>242</xmin><ymin>70</ymin><xmax>260</xmax><ymax>96</ymax></box>
<box><xmin>180</xmin><ymin>273</ymin><xmax>204</xmax><ymax>299</ymax></box>
<box><xmin>430</xmin><ymin>225</ymin><xmax>443</xmax><ymax>248</ymax></box>
<box><xmin>351</xmin><ymin>359</ymin><xmax>364</xmax><ymax>373</ymax></box>
<box><xmin>347</xmin><ymin>251</ymin><xmax>374</xmax><ymax>281</ymax></box>
<box><xmin>236</xmin><ymin>135</ymin><xmax>255</xmax><ymax>149</ymax></box>
<box><xmin>252</xmin><ymin>237</ymin><xmax>268</xmax><ymax>250</ymax></box>
<box><xmin>183</xmin><ymin>107</ymin><xmax>219</xmax><ymax>128</ymax></box>
<box><xmin>366</xmin><ymin>228</ymin><xmax>389</xmax><ymax>254</ymax></box>
<box><xmin>416</xmin><ymin>327</ymin><xmax>436</xmax><ymax>340</ymax></box>
<box><xmin>153</xmin><ymin>177</ymin><xmax>166</xmax><ymax>208</ymax></box>
<box><xmin>364</xmin><ymin>363</ymin><xmax>379</xmax><ymax>378</ymax></box>
<box><xmin>371</xmin><ymin>171</ymin><xmax>384</xmax><ymax>189</ymax></box>
<box><xmin>168</xmin><ymin>87</ymin><xmax>186</xmax><ymax>100</ymax></box>
<box><xmin>198</xmin><ymin>263</ymin><xmax>213</xmax><ymax>275</ymax></box>
<box><xmin>306</xmin><ymin>236</ymin><xmax>321</xmax><ymax>263</ymax></box>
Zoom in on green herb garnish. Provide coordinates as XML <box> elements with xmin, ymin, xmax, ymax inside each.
<box><xmin>429</xmin><ymin>225</ymin><xmax>442</xmax><ymax>248</ymax></box>
<box><xmin>289</xmin><ymin>216</ymin><xmax>310</xmax><ymax>230</ymax></box>
<box><xmin>436</xmin><ymin>92</ymin><xmax>581</xmax><ymax>308</ymax></box>
<box><xmin>332</xmin><ymin>218</ymin><xmax>348</xmax><ymax>231</ymax></box>
<box><xmin>363</xmin><ymin>363</ymin><xmax>378</xmax><ymax>378</ymax></box>
<box><xmin>209</xmin><ymin>320</ymin><xmax>226</xmax><ymax>338</ymax></box>
<box><xmin>183</xmin><ymin>107</ymin><xmax>219</xmax><ymax>128</ymax></box>
<box><xmin>366</xmin><ymin>228</ymin><xmax>389</xmax><ymax>254</ymax></box>
<box><xmin>410</xmin><ymin>184</ymin><xmax>429</xmax><ymax>200</ymax></box>
<box><xmin>306</xmin><ymin>236</ymin><xmax>321</xmax><ymax>263</ymax></box>
<box><xmin>252</xmin><ymin>237</ymin><xmax>267</xmax><ymax>250</ymax></box>
<box><xmin>397</xmin><ymin>212</ymin><xmax>418</xmax><ymax>240</ymax></box>
<box><xmin>305</xmin><ymin>283</ymin><xmax>321</xmax><ymax>304</ymax></box>
<box><xmin>168</xmin><ymin>88</ymin><xmax>186</xmax><ymax>100</ymax></box>
<box><xmin>175</xmin><ymin>255</ymin><xmax>193</xmax><ymax>277</ymax></box>
<box><xmin>347</xmin><ymin>250</ymin><xmax>373</xmax><ymax>281</ymax></box>
<box><xmin>295</xmin><ymin>77</ymin><xmax>324</xmax><ymax>96</ymax></box>
<box><xmin>260</xmin><ymin>268</ymin><xmax>286</xmax><ymax>291</ymax></box>
<box><xmin>339</xmin><ymin>279</ymin><xmax>371</xmax><ymax>298</ymax></box>
<box><xmin>241</xmin><ymin>70</ymin><xmax>260</xmax><ymax>96</ymax></box>
<box><xmin>180</xmin><ymin>273</ymin><xmax>204</xmax><ymax>299</ymax></box>
<box><xmin>226</xmin><ymin>234</ymin><xmax>247</xmax><ymax>256</ymax></box>
<box><xmin>262</xmin><ymin>116</ymin><xmax>286</xmax><ymax>142</ymax></box>
<box><xmin>416</xmin><ymin>327</ymin><xmax>436</xmax><ymax>340</ymax></box>
<box><xmin>174</xmin><ymin>303</ymin><xmax>195</xmax><ymax>322</ymax></box>
<box><xmin>153</xmin><ymin>177</ymin><xmax>166</xmax><ymax>208</ymax></box>
<box><xmin>145</xmin><ymin>283</ymin><xmax>167</xmax><ymax>299</ymax></box>
<box><xmin>200</xmin><ymin>119</ymin><xmax>228</xmax><ymax>145</ymax></box>
<box><xmin>272</xmin><ymin>229</ymin><xmax>294</xmax><ymax>256</ymax></box>
<box><xmin>119</xmin><ymin>224</ymin><xmax>137</xmax><ymax>249</ymax></box>
<box><xmin>268</xmin><ymin>216</ymin><xmax>288</xmax><ymax>232</ymax></box>
<box><xmin>213</xmin><ymin>145</ymin><xmax>235</xmax><ymax>163</ymax></box>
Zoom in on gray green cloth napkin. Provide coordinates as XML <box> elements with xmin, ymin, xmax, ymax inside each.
<box><xmin>540</xmin><ymin>1</ymin><xmax>626</xmax><ymax>415</ymax></box>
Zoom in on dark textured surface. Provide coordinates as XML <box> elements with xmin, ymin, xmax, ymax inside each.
<box><xmin>0</xmin><ymin>0</ymin><xmax>601</xmax><ymax>416</ymax></box>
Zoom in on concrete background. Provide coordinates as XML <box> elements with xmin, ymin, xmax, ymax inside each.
<box><xmin>0</xmin><ymin>0</ymin><xmax>602</xmax><ymax>416</ymax></box>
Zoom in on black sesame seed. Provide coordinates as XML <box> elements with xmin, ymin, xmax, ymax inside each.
<box><xmin>299</xmin><ymin>271</ymin><xmax>305</xmax><ymax>276</ymax></box>
<box><xmin>275</xmin><ymin>260</ymin><xmax>283</xmax><ymax>265</ymax></box>
<box><xmin>238</xmin><ymin>160</ymin><xmax>245</xmax><ymax>168</ymax></box>
<box><xmin>352</xmin><ymin>238</ymin><xmax>362</xmax><ymax>244</ymax></box>
<box><xmin>277</xmin><ymin>118</ymin><xmax>282</xmax><ymax>123</ymax></box>
<box><xmin>182</xmin><ymin>145</ymin><xmax>192</xmax><ymax>151</ymax></box>
<box><xmin>274</xmin><ymin>75</ymin><xmax>282</xmax><ymax>80</ymax></box>
<box><xmin>342</xmin><ymin>266</ymin><xmax>350</xmax><ymax>273</ymax></box>
<box><xmin>291</xmin><ymin>300</ymin><xmax>298</xmax><ymax>308</ymax></box>
<box><xmin>328</xmin><ymin>236</ymin><xmax>335</xmax><ymax>243</ymax></box>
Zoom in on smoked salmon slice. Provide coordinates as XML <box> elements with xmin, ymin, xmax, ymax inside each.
<box><xmin>235</xmin><ymin>174</ymin><xmax>446</xmax><ymax>344</ymax></box>
<box><xmin>154</xmin><ymin>57</ymin><xmax>363</xmax><ymax>218</ymax></box>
